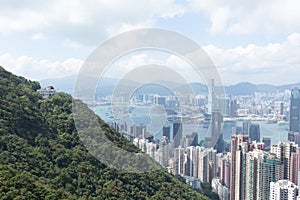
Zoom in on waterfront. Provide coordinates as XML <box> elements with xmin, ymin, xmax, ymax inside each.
<box><xmin>93</xmin><ymin>105</ymin><xmax>288</xmax><ymax>145</ymax></box>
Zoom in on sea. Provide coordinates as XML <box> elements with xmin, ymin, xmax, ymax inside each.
<box><xmin>92</xmin><ymin>105</ymin><xmax>288</xmax><ymax>145</ymax></box>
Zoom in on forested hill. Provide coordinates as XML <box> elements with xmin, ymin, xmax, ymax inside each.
<box><xmin>0</xmin><ymin>66</ymin><xmax>209</xmax><ymax>200</ymax></box>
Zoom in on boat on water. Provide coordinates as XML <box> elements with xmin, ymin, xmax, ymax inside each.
<box><xmin>223</xmin><ymin>118</ymin><xmax>237</xmax><ymax>123</ymax></box>
<box><xmin>266</xmin><ymin>119</ymin><xmax>278</xmax><ymax>124</ymax></box>
<box><xmin>203</xmin><ymin>113</ymin><xmax>211</xmax><ymax>121</ymax></box>
<box><xmin>277</xmin><ymin>121</ymin><xmax>289</xmax><ymax>125</ymax></box>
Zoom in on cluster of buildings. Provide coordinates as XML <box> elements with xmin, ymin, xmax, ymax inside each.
<box><xmin>235</xmin><ymin>91</ymin><xmax>290</xmax><ymax>120</ymax></box>
<box><xmin>107</xmin><ymin>84</ymin><xmax>300</xmax><ymax>200</ymax></box>
<box><xmin>113</xmin><ymin>118</ymin><xmax>300</xmax><ymax>199</ymax></box>
<box><xmin>214</xmin><ymin>137</ymin><xmax>300</xmax><ymax>200</ymax></box>
<box><xmin>212</xmin><ymin>87</ymin><xmax>300</xmax><ymax>200</ymax></box>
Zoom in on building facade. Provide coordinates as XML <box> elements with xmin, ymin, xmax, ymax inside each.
<box><xmin>270</xmin><ymin>180</ymin><xmax>298</xmax><ymax>200</ymax></box>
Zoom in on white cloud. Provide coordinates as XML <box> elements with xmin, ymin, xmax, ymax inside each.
<box><xmin>106</xmin><ymin>22</ymin><xmax>154</xmax><ymax>37</ymax></box>
<box><xmin>63</xmin><ymin>38</ymin><xmax>84</xmax><ymax>49</ymax></box>
<box><xmin>2</xmin><ymin>30</ymin><xmax>299</xmax><ymax>85</ymax></box>
<box><xmin>0</xmin><ymin>10</ymin><xmax>46</xmax><ymax>35</ymax></box>
<box><xmin>0</xmin><ymin>0</ymin><xmax>185</xmax><ymax>45</ymax></box>
<box><xmin>0</xmin><ymin>54</ymin><xmax>83</xmax><ymax>80</ymax></box>
<box><xmin>189</xmin><ymin>0</ymin><xmax>300</xmax><ymax>34</ymax></box>
<box><xmin>203</xmin><ymin>33</ymin><xmax>300</xmax><ymax>85</ymax></box>
<box><xmin>104</xmin><ymin>52</ymin><xmax>203</xmax><ymax>83</ymax></box>
<box><xmin>210</xmin><ymin>7</ymin><xmax>230</xmax><ymax>34</ymax></box>
<box><xmin>104</xmin><ymin>53</ymin><xmax>162</xmax><ymax>79</ymax></box>
<box><xmin>86</xmin><ymin>31</ymin><xmax>300</xmax><ymax>85</ymax></box>
<box><xmin>1</xmin><ymin>0</ymin><xmax>299</xmax><ymax>86</ymax></box>
<box><xmin>31</xmin><ymin>32</ymin><xmax>46</xmax><ymax>40</ymax></box>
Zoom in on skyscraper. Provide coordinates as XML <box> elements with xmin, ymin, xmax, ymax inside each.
<box><xmin>186</xmin><ymin>132</ymin><xmax>198</xmax><ymax>147</ymax></box>
<box><xmin>290</xmin><ymin>147</ymin><xmax>300</xmax><ymax>185</ymax></box>
<box><xmin>244</xmin><ymin>149</ymin><xmax>283</xmax><ymax>200</ymax></box>
<box><xmin>216</xmin><ymin>97</ymin><xmax>230</xmax><ymax>116</ymax></box>
<box><xmin>197</xmin><ymin>148</ymin><xmax>208</xmax><ymax>182</ymax></box>
<box><xmin>230</xmin><ymin>134</ymin><xmax>249</xmax><ymax>200</ymax></box>
<box><xmin>173</xmin><ymin>122</ymin><xmax>182</xmax><ymax>148</ymax></box>
<box><xmin>290</xmin><ymin>87</ymin><xmax>300</xmax><ymax>132</ymax></box>
<box><xmin>270</xmin><ymin>180</ymin><xmax>298</xmax><ymax>200</ymax></box>
<box><xmin>208</xmin><ymin>79</ymin><xmax>215</xmax><ymax>114</ymax></box>
<box><xmin>280</xmin><ymin>102</ymin><xmax>284</xmax><ymax>115</ymax></box>
<box><xmin>158</xmin><ymin>136</ymin><xmax>169</xmax><ymax>168</ymax></box>
<box><xmin>220</xmin><ymin>155</ymin><xmax>231</xmax><ymax>189</ymax></box>
<box><xmin>242</xmin><ymin>121</ymin><xmax>250</xmax><ymax>135</ymax></box>
<box><xmin>130</xmin><ymin>124</ymin><xmax>146</xmax><ymax>138</ymax></box>
<box><xmin>229</xmin><ymin>99</ymin><xmax>237</xmax><ymax>118</ymax></box>
<box><xmin>245</xmin><ymin>151</ymin><xmax>258</xmax><ymax>200</ymax></box>
<box><xmin>206</xmin><ymin>110</ymin><xmax>224</xmax><ymax>152</ymax></box>
<box><xmin>254</xmin><ymin>151</ymin><xmax>283</xmax><ymax>200</ymax></box>
<box><xmin>195</xmin><ymin>147</ymin><xmax>217</xmax><ymax>183</ymax></box>
<box><xmin>156</xmin><ymin>96</ymin><xmax>166</xmax><ymax>105</ymax></box>
<box><xmin>173</xmin><ymin>146</ymin><xmax>185</xmax><ymax>175</ymax></box>
<box><xmin>249</xmin><ymin>123</ymin><xmax>260</xmax><ymax>142</ymax></box>
<box><xmin>271</xmin><ymin>142</ymin><xmax>298</xmax><ymax>180</ymax></box>
<box><xmin>162</xmin><ymin>126</ymin><xmax>171</xmax><ymax>140</ymax></box>
<box><xmin>207</xmin><ymin>148</ymin><xmax>217</xmax><ymax>184</ymax></box>
<box><xmin>263</xmin><ymin>137</ymin><xmax>271</xmax><ymax>151</ymax></box>
<box><xmin>186</xmin><ymin>146</ymin><xmax>196</xmax><ymax>177</ymax></box>
<box><xmin>234</xmin><ymin>143</ymin><xmax>248</xmax><ymax>200</ymax></box>
<box><xmin>289</xmin><ymin>131</ymin><xmax>300</xmax><ymax>146</ymax></box>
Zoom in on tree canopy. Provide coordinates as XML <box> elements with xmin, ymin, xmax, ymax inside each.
<box><xmin>0</xmin><ymin>66</ymin><xmax>209</xmax><ymax>200</ymax></box>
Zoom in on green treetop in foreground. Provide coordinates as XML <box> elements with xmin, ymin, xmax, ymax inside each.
<box><xmin>0</xmin><ymin>66</ymin><xmax>209</xmax><ymax>200</ymax></box>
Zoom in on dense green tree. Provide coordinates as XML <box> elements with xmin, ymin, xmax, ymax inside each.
<box><xmin>201</xmin><ymin>182</ymin><xmax>220</xmax><ymax>200</ymax></box>
<box><xmin>0</xmin><ymin>66</ymin><xmax>210</xmax><ymax>200</ymax></box>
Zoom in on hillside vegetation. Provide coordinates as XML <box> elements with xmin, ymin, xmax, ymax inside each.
<box><xmin>0</xmin><ymin>66</ymin><xmax>209</xmax><ymax>200</ymax></box>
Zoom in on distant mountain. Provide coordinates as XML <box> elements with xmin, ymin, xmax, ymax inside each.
<box><xmin>41</xmin><ymin>76</ymin><xmax>192</xmax><ymax>97</ymax></box>
<box><xmin>276</xmin><ymin>83</ymin><xmax>300</xmax><ymax>91</ymax></box>
<box><xmin>40</xmin><ymin>75</ymin><xmax>300</xmax><ymax>96</ymax></box>
<box><xmin>225</xmin><ymin>82</ymin><xmax>300</xmax><ymax>95</ymax></box>
<box><xmin>41</xmin><ymin>76</ymin><xmax>123</xmax><ymax>97</ymax></box>
<box><xmin>176</xmin><ymin>82</ymin><xmax>208</xmax><ymax>94</ymax></box>
<box><xmin>40</xmin><ymin>75</ymin><xmax>76</xmax><ymax>94</ymax></box>
<box><xmin>225</xmin><ymin>82</ymin><xmax>257</xmax><ymax>96</ymax></box>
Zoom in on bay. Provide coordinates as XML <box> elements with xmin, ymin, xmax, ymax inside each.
<box><xmin>92</xmin><ymin>105</ymin><xmax>288</xmax><ymax>145</ymax></box>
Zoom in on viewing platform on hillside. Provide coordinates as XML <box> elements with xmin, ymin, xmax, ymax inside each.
<box><xmin>37</xmin><ymin>86</ymin><xmax>56</xmax><ymax>98</ymax></box>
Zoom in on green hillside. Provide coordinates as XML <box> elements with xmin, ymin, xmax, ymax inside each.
<box><xmin>0</xmin><ymin>66</ymin><xmax>209</xmax><ymax>200</ymax></box>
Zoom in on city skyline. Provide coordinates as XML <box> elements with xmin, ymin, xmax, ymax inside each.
<box><xmin>2</xmin><ymin>2</ymin><xmax>300</xmax><ymax>199</ymax></box>
<box><xmin>92</xmin><ymin>81</ymin><xmax>300</xmax><ymax>199</ymax></box>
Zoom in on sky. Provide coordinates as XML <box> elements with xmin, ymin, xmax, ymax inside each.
<box><xmin>0</xmin><ymin>0</ymin><xmax>300</xmax><ymax>85</ymax></box>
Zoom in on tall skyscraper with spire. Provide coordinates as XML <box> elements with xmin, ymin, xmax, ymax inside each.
<box><xmin>208</xmin><ymin>79</ymin><xmax>215</xmax><ymax>114</ymax></box>
<box><xmin>206</xmin><ymin>78</ymin><xmax>225</xmax><ymax>152</ymax></box>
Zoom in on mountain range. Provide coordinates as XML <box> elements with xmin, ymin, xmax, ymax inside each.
<box><xmin>41</xmin><ymin>76</ymin><xmax>300</xmax><ymax>97</ymax></box>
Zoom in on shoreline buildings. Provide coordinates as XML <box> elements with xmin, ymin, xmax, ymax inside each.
<box><xmin>104</xmin><ymin>86</ymin><xmax>300</xmax><ymax>200</ymax></box>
